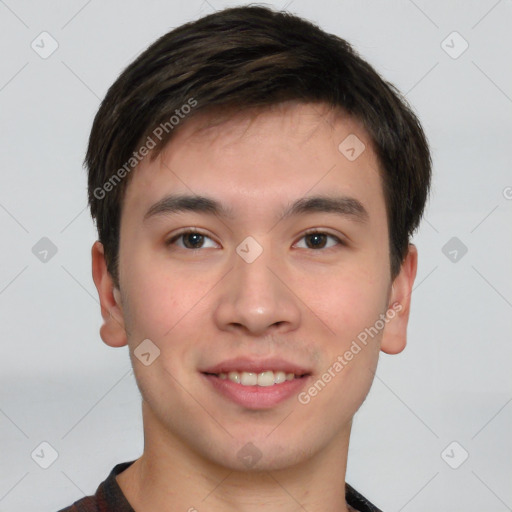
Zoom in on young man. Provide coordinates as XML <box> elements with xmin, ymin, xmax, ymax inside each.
<box><xmin>58</xmin><ymin>5</ymin><xmax>431</xmax><ymax>512</ymax></box>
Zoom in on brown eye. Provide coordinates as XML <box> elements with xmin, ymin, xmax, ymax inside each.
<box><xmin>166</xmin><ymin>231</ymin><xmax>217</xmax><ymax>249</ymax></box>
<box><xmin>305</xmin><ymin>233</ymin><xmax>328</xmax><ymax>249</ymax></box>
<box><xmin>295</xmin><ymin>231</ymin><xmax>343</xmax><ymax>250</ymax></box>
<box><xmin>181</xmin><ymin>232</ymin><xmax>205</xmax><ymax>249</ymax></box>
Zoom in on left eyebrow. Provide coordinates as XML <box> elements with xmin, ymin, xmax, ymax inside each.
<box><xmin>278</xmin><ymin>195</ymin><xmax>369</xmax><ymax>223</ymax></box>
<box><xmin>143</xmin><ymin>193</ymin><xmax>369</xmax><ymax>224</ymax></box>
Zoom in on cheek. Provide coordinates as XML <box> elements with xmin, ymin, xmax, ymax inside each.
<box><xmin>307</xmin><ymin>275</ymin><xmax>385</xmax><ymax>418</ymax></box>
<box><xmin>122</xmin><ymin>249</ymin><xmax>208</xmax><ymax>339</ymax></box>
<box><xmin>121</xmin><ymin>261</ymin><xmax>219</xmax><ymax>390</ymax></box>
<box><xmin>304</xmin><ymin>263</ymin><xmax>389</xmax><ymax>341</ymax></box>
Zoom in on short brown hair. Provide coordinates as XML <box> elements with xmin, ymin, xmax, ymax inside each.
<box><xmin>86</xmin><ymin>4</ymin><xmax>432</xmax><ymax>287</ymax></box>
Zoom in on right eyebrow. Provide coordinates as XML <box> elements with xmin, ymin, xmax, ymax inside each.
<box><xmin>143</xmin><ymin>194</ymin><xmax>235</xmax><ymax>223</ymax></box>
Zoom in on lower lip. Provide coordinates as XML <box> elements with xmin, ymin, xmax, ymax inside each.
<box><xmin>202</xmin><ymin>373</ymin><xmax>311</xmax><ymax>410</ymax></box>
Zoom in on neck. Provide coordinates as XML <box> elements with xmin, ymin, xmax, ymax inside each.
<box><xmin>117</xmin><ymin>403</ymin><xmax>353</xmax><ymax>512</ymax></box>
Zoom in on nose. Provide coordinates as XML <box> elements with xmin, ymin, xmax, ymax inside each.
<box><xmin>213</xmin><ymin>239</ymin><xmax>301</xmax><ymax>337</ymax></box>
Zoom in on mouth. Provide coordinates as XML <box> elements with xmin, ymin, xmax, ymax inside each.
<box><xmin>202</xmin><ymin>370</ymin><xmax>310</xmax><ymax>387</ymax></box>
<box><xmin>200</xmin><ymin>358</ymin><xmax>312</xmax><ymax>409</ymax></box>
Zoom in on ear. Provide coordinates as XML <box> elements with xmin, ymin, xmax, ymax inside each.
<box><xmin>91</xmin><ymin>240</ymin><xmax>127</xmax><ymax>347</ymax></box>
<box><xmin>380</xmin><ymin>243</ymin><xmax>418</xmax><ymax>355</ymax></box>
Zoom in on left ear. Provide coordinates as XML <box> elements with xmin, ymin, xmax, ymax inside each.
<box><xmin>380</xmin><ymin>243</ymin><xmax>418</xmax><ymax>355</ymax></box>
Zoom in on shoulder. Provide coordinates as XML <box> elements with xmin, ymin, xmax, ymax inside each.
<box><xmin>346</xmin><ymin>482</ymin><xmax>383</xmax><ymax>512</ymax></box>
<box><xmin>55</xmin><ymin>460</ymin><xmax>136</xmax><ymax>512</ymax></box>
<box><xmin>55</xmin><ymin>494</ymin><xmax>99</xmax><ymax>511</ymax></box>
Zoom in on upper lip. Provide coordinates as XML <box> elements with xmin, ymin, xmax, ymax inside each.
<box><xmin>200</xmin><ymin>357</ymin><xmax>311</xmax><ymax>376</ymax></box>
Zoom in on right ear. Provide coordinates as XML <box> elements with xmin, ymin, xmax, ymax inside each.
<box><xmin>91</xmin><ymin>241</ymin><xmax>127</xmax><ymax>347</ymax></box>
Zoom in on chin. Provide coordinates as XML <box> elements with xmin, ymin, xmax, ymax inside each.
<box><xmin>204</xmin><ymin>435</ymin><xmax>318</xmax><ymax>473</ymax></box>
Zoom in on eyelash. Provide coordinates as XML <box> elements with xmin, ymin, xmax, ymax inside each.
<box><xmin>165</xmin><ymin>229</ymin><xmax>345</xmax><ymax>251</ymax></box>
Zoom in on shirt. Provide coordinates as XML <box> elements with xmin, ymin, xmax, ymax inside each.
<box><xmin>56</xmin><ymin>460</ymin><xmax>383</xmax><ymax>512</ymax></box>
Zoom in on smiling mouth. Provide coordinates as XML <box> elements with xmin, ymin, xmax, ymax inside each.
<box><xmin>202</xmin><ymin>370</ymin><xmax>310</xmax><ymax>387</ymax></box>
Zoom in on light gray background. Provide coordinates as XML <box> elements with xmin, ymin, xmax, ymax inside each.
<box><xmin>1</xmin><ymin>1</ymin><xmax>511</xmax><ymax>511</ymax></box>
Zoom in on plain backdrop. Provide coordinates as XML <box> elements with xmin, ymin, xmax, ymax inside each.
<box><xmin>1</xmin><ymin>1</ymin><xmax>511</xmax><ymax>511</ymax></box>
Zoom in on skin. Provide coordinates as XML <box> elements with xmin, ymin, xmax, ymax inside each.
<box><xmin>92</xmin><ymin>101</ymin><xmax>417</xmax><ymax>512</ymax></box>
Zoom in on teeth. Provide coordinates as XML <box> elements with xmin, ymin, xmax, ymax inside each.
<box><xmin>227</xmin><ymin>371</ymin><xmax>239</xmax><ymax>383</ymax></box>
<box><xmin>257</xmin><ymin>371</ymin><xmax>274</xmax><ymax>387</ymax></box>
<box><xmin>217</xmin><ymin>370</ymin><xmax>301</xmax><ymax>386</ymax></box>
<box><xmin>274</xmin><ymin>371</ymin><xmax>286</xmax><ymax>384</ymax></box>
<box><xmin>240</xmin><ymin>372</ymin><xmax>258</xmax><ymax>386</ymax></box>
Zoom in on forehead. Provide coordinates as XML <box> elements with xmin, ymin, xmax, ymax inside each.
<box><xmin>122</xmin><ymin>101</ymin><xmax>384</xmax><ymax>221</ymax></box>
<box><xmin>164</xmin><ymin>101</ymin><xmax>369</xmax><ymax>152</ymax></box>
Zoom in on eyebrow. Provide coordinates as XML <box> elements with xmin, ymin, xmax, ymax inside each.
<box><xmin>143</xmin><ymin>193</ymin><xmax>369</xmax><ymax>224</ymax></box>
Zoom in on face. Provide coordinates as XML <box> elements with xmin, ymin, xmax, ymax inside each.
<box><xmin>93</xmin><ymin>101</ymin><xmax>416</xmax><ymax>472</ymax></box>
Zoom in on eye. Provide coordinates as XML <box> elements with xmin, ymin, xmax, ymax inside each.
<box><xmin>166</xmin><ymin>229</ymin><xmax>344</xmax><ymax>251</ymax></box>
<box><xmin>294</xmin><ymin>230</ymin><xmax>344</xmax><ymax>250</ymax></box>
<box><xmin>166</xmin><ymin>230</ymin><xmax>218</xmax><ymax>250</ymax></box>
